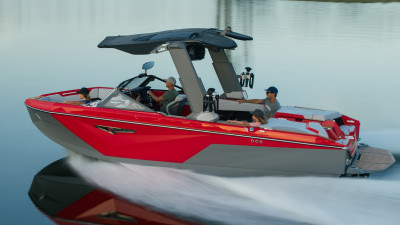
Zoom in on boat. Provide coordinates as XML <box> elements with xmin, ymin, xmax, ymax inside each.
<box><xmin>29</xmin><ymin>158</ymin><xmax>204</xmax><ymax>225</ymax></box>
<box><xmin>25</xmin><ymin>27</ymin><xmax>395</xmax><ymax>177</ymax></box>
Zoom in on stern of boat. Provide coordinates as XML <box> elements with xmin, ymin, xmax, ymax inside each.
<box><xmin>345</xmin><ymin>143</ymin><xmax>396</xmax><ymax>176</ymax></box>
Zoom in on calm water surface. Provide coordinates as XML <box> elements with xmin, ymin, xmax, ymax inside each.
<box><xmin>1</xmin><ymin>0</ymin><xmax>400</xmax><ymax>224</ymax></box>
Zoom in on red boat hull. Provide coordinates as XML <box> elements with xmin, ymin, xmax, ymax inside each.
<box><xmin>26</xmin><ymin>97</ymin><xmax>352</xmax><ymax>177</ymax></box>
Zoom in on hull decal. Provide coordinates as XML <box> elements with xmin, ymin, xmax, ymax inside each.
<box><xmin>26</xmin><ymin>105</ymin><xmax>345</xmax><ymax>150</ymax></box>
<box><xmin>94</xmin><ymin>125</ymin><xmax>136</xmax><ymax>135</ymax></box>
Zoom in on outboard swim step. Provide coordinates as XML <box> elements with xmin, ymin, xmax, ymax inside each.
<box><xmin>347</xmin><ymin>145</ymin><xmax>396</xmax><ymax>175</ymax></box>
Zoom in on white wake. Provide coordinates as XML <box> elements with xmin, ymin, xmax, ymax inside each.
<box><xmin>68</xmin><ymin>129</ymin><xmax>400</xmax><ymax>225</ymax></box>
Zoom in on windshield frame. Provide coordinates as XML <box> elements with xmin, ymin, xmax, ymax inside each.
<box><xmin>97</xmin><ymin>88</ymin><xmax>155</xmax><ymax>112</ymax></box>
<box><xmin>119</xmin><ymin>74</ymin><xmax>183</xmax><ymax>91</ymax></box>
<box><xmin>97</xmin><ymin>74</ymin><xmax>184</xmax><ymax>112</ymax></box>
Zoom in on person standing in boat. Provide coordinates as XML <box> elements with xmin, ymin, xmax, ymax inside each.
<box><xmin>63</xmin><ymin>87</ymin><xmax>91</xmax><ymax>105</ymax></box>
<box><xmin>227</xmin><ymin>109</ymin><xmax>268</xmax><ymax>127</ymax></box>
<box><xmin>237</xmin><ymin>86</ymin><xmax>280</xmax><ymax>118</ymax></box>
<box><xmin>147</xmin><ymin>77</ymin><xmax>178</xmax><ymax>113</ymax></box>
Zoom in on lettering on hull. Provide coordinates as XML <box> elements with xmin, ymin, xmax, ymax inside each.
<box><xmin>94</xmin><ymin>125</ymin><xmax>136</xmax><ymax>135</ymax></box>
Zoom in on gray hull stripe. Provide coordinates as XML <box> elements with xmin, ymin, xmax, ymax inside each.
<box><xmin>26</xmin><ymin>104</ymin><xmax>345</xmax><ymax>149</ymax></box>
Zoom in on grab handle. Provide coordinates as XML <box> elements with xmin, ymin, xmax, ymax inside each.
<box><xmin>60</xmin><ymin>91</ymin><xmax>78</xmax><ymax>97</ymax></box>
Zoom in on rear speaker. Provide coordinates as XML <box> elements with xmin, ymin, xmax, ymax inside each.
<box><xmin>186</xmin><ymin>44</ymin><xmax>205</xmax><ymax>61</ymax></box>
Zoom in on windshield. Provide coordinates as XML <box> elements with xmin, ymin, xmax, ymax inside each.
<box><xmin>123</xmin><ymin>76</ymin><xmax>148</xmax><ymax>90</ymax></box>
<box><xmin>120</xmin><ymin>75</ymin><xmax>183</xmax><ymax>92</ymax></box>
<box><xmin>98</xmin><ymin>89</ymin><xmax>154</xmax><ymax>112</ymax></box>
<box><xmin>98</xmin><ymin>75</ymin><xmax>183</xmax><ymax>112</ymax></box>
<box><xmin>146</xmin><ymin>77</ymin><xmax>168</xmax><ymax>90</ymax></box>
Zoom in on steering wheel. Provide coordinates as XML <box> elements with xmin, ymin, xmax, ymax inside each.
<box><xmin>142</xmin><ymin>86</ymin><xmax>154</xmax><ymax>107</ymax></box>
<box><xmin>121</xmin><ymin>88</ymin><xmax>132</xmax><ymax>96</ymax></box>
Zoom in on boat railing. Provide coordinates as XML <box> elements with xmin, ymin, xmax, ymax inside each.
<box><xmin>35</xmin><ymin>87</ymin><xmax>113</xmax><ymax>103</ymax></box>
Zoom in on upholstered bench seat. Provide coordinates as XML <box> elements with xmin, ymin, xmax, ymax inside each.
<box><xmin>276</xmin><ymin>106</ymin><xmax>342</xmax><ymax>122</ymax></box>
<box><xmin>261</xmin><ymin>118</ymin><xmax>329</xmax><ymax>138</ymax></box>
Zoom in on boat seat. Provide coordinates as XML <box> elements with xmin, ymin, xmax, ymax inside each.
<box><xmin>340</xmin><ymin>125</ymin><xmax>355</xmax><ymax>135</ymax></box>
<box><xmin>336</xmin><ymin>138</ymin><xmax>350</xmax><ymax>146</ymax></box>
<box><xmin>218</xmin><ymin>99</ymin><xmax>264</xmax><ymax>112</ymax></box>
<box><xmin>275</xmin><ymin>106</ymin><xmax>342</xmax><ymax>122</ymax></box>
<box><xmin>166</xmin><ymin>94</ymin><xmax>187</xmax><ymax>116</ymax></box>
<box><xmin>261</xmin><ymin>118</ymin><xmax>329</xmax><ymax>138</ymax></box>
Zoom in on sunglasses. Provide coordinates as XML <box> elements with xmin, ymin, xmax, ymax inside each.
<box><xmin>266</xmin><ymin>91</ymin><xmax>272</xmax><ymax>94</ymax></box>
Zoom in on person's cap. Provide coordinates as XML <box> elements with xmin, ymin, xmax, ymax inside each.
<box><xmin>265</xmin><ymin>86</ymin><xmax>278</xmax><ymax>94</ymax></box>
<box><xmin>76</xmin><ymin>87</ymin><xmax>90</xmax><ymax>95</ymax></box>
<box><xmin>251</xmin><ymin>109</ymin><xmax>265</xmax><ymax>118</ymax></box>
<box><xmin>166</xmin><ymin>77</ymin><xmax>176</xmax><ymax>85</ymax></box>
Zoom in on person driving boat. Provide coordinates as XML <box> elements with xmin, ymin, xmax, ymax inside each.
<box><xmin>147</xmin><ymin>77</ymin><xmax>178</xmax><ymax>113</ymax></box>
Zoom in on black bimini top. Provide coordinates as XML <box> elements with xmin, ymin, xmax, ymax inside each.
<box><xmin>97</xmin><ymin>28</ymin><xmax>253</xmax><ymax>55</ymax></box>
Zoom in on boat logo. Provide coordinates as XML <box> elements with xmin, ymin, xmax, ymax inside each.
<box><xmin>94</xmin><ymin>125</ymin><xmax>136</xmax><ymax>135</ymax></box>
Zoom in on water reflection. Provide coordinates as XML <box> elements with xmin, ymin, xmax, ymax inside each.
<box><xmin>32</xmin><ymin>154</ymin><xmax>317</xmax><ymax>225</ymax></box>
<box><xmin>215</xmin><ymin>0</ymin><xmax>254</xmax><ymax>65</ymax></box>
<box><xmin>29</xmin><ymin>158</ymin><xmax>206</xmax><ymax>225</ymax></box>
<box><xmin>294</xmin><ymin>0</ymin><xmax>400</xmax><ymax>3</ymax></box>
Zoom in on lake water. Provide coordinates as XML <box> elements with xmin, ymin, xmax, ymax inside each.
<box><xmin>1</xmin><ymin>0</ymin><xmax>400</xmax><ymax>224</ymax></box>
